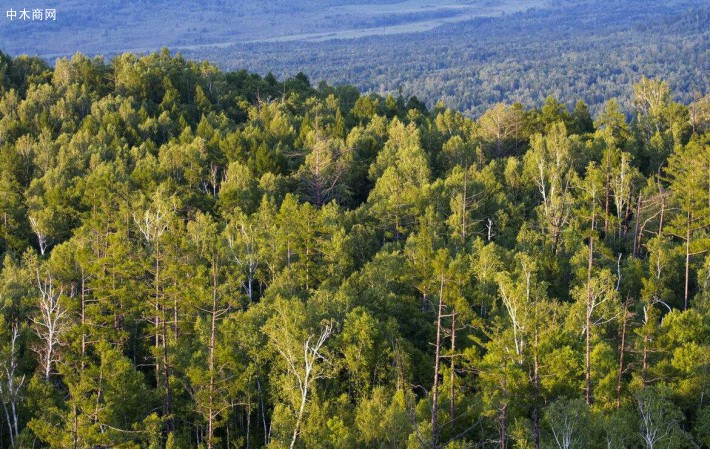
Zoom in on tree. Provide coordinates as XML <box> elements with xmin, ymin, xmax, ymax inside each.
<box><xmin>687</xmin><ymin>94</ymin><xmax>710</xmax><ymax>135</ymax></box>
<box><xmin>478</xmin><ymin>326</ymin><xmax>529</xmax><ymax>449</ymax></box>
<box><xmin>570</xmin><ymin>100</ymin><xmax>594</xmax><ymax>136</ymax></box>
<box><xmin>609</xmin><ymin>151</ymin><xmax>641</xmax><ymax>240</ymax></box>
<box><xmin>30</xmin><ymin>342</ymin><xmax>151</xmax><ymax>449</ymax></box>
<box><xmin>633</xmin><ymin>78</ymin><xmax>672</xmax><ymax>139</ymax></box>
<box><xmin>0</xmin><ymin>163</ymin><xmax>27</xmax><ymax>256</ymax></box>
<box><xmin>496</xmin><ymin>253</ymin><xmax>549</xmax><ymax>448</ymax></box>
<box><xmin>633</xmin><ymin>78</ymin><xmax>675</xmax><ymax>172</ymax></box>
<box><xmin>185</xmin><ymin>212</ymin><xmax>241</xmax><ymax>449</ymax></box>
<box><xmin>523</xmin><ymin>123</ymin><xmax>576</xmax><ymax>254</ymax></box>
<box><xmin>134</xmin><ymin>187</ymin><xmax>179</xmax><ymax>432</ymax></box>
<box><xmin>355</xmin><ymin>388</ymin><xmax>412</xmax><ymax>449</ymax></box>
<box><xmin>637</xmin><ymin>388</ymin><xmax>683</xmax><ymax>449</ymax></box>
<box><xmin>543</xmin><ymin>398</ymin><xmax>591</xmax><ymax>449</ymax></box>
<box><xmin>595</xmin><ymin>99</ymin><xmax>630</xmax><ymax>149</ymax></box>
<box><xmin>218</xmin><ymin>161</ymin><xmax>260</xmax><ymax>214</ymax></box>
<box><xmin>571</xmin><ymin>267</ymin><xmax>618</xmax><ymax>405</ymax></box>
<box><xmin>540</xmin><ymin>97</ymin><xmax>571</xmax><ymax>131</ymax></box>
<box><xmin>31</xmin><ymin>263</ymin><xmax>68</xmax><ymax>381</ymax></box>
<box><xmin>224</xmin><ymin>210</ymin><xmax>260</xmax><ymax>303</ymax></box>
<box><xmin>1</xmin><ymin>50</ymin><xmax>709</xmax><ymax>449</ymax></box>
<box><xmin>430</xmin><ymin>250</ymin><xmax>451</xmax><ymax>449</ymax></box>
<box><xmin>295</xmin><ymin>133</ymin><xmax>351</xmax><ymax>206</ymax></box>
<box><xmin>263</xmin><ymin>297</ymin><xmax>332</xmax><ymax>449</ymax></box>
<box><xmin>664</xmin><ymin>138</ymin><xmax>710</xmax><ymax>309</ymax></box>
<box><xmin>478</xmin><ymin>103</ymin><xmax>525</xmax><ymax>157</ymax></box>
<box><xmin>0</xmin><ymin>320</ymin><xmax>24</xmax><ymax>448</ymax></box>
<box><xmin>339</xmin><ymin>308</ymin><xmax>392</xmax><ymax>399</ymax></box>
<box><xmin>368</xmin><ymin>118</ymin><xmax>431</xmax><ymax>240</ymax></box>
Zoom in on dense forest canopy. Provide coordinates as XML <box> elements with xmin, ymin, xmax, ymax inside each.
<box><xmin>0</xmin><ymin>49</ymin><xmax>709</xmax><ymax>449</ymax></box>
<box><xmin>188</xmin><ymin>0</ymin><xmax>710</xmax><ymax>117</ymax></box>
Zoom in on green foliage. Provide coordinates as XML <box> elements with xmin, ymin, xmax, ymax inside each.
<box><xmin>543</xmin><ymin>398</ymin><xmax>591</xmax><ymax>449</ymax></box>
<box><xmin>0</xmin><ymin>50</ymin><xmax>707</xmax><ymax>449</ymax></box>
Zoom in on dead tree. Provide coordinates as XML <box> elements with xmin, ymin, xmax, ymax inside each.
<box><xmin>269</xmin><ymin>322</ymin><xmax>332</xmax><ymax>449</ymax></box>
<box><xmin>32</xmin><ymin>272</ymin><xmax>67</xmax><ymax>381</ymax></box>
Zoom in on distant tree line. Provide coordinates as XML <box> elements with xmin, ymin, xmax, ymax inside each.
<box><xmin>195</xmin><ymin>1</ymin><xmax>709</xmax><ymax>117</ymax></box>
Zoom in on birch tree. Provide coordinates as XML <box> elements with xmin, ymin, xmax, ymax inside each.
<box><xmin>544</xmin><ymin>398</ymin><xmax>590</xmax><ymax>449</ymax></box>
<box><xmin>32</xmin><ymin>269</ymin><xmax>68</xmax><ymax>381</ymax></box>
<box><xmin>0</xmin><ymin>321</ymin><xmax>24</xmax><ymax>448</ymax></box>
<box><xmin>524</xmin><ymin>123</ymin><xmax>576</xmax><ymax>254</ymax></box>
<box><xmin>264</xmin><ymin>298</ymin><xmax>332</xmax><ymax>449</ymax></box>
<box><xmin>571</xmin><ymin>268</ymin><xmax>618</xmax><ymax>405</ymax></box>
<box><xmin>637</xmin><ymin>389</ymin><xmax>682</xmax><ymax>449</ymax></box>
<box><xmin>225</xmin><ymin>211</ymin><xmax>260</xmax><ymax>303</ymax></box>
<box><xmin>134</xmin><ymin>187</ymin><xmax>177</xmax><ymax>432</ymax></box>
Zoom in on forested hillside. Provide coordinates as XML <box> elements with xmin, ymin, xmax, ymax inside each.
<box><xmin>197</xmin><ymin>0</ymin><xmax>709</xmax><ymax>116</ymax></box>
<box><xmin>0</xmin><ymin>50</ymin><xmax>709</xmax><ymax>449</ymax></box>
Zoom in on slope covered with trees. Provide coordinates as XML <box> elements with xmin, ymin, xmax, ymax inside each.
<box><xmin>0</xmin><ymin>50</ymin><xmax>709</xmax><ymax>449</ymax></box>
<box><xmin>197</xmin><ymin>0</ymin><xmax>709</xmax><ymax>117</ymax></box>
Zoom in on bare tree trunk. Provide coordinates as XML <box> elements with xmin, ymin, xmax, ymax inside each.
<box><xmin>0</xmin><ymin>327</ymin><xmax>22</xmax><ymax>449</ymax></box>
<box><xmin>155</xmin><ymin>243</ymin><xmax>161</xmax><ymax>387</ymax></box>
<box><xmin>81</xmin><ymin>270</ymin><xmax>86</xmax><ymax>359</ymax></box>
<box><xmin>1</xmin><ymin>399</ymin><xmax>14</xmax><ymax>449</ymax></box>
<box><xmin>289</xmin><ymin>384</ymin><xmax>308</xmax><ymax>449</ymax></box>
<box><xmin>162</xmin><ymin>310</ymin><xmax>173</xmax><ymax>433</ymax></box>
<box><xmin>500</xmin><ymin>358</ymin><xmax>508</xmax><ymax>449</ymax></box>
<box><xmin>641</xmin><ymin>345</ymin><xmax>648</xmax><ymax>384</ymax></box>
<box><xmin>431</xmin><ymin>273</ymin><xmax>445</xmax><ymax>449</ymax></box>
<box><xmin>280</xmin><ymin>325</ymin><xmax>331</xmax><ymax>449</ymax></box>
<box><xmin>533</xmin><ymin>302</ymin><xmax>540</xmax><ymax>449</ymax></box>
<box><xmin>73</xmin><ymin>403</ymin><xmax>78</xmax><ymax>449</ymax></box>
<box><xmin>9</xmin><ymin>326</ymin><xmax>22</xmax><ymax>444</ymax></box>
<box><xmin>147</xmin><ymin>229</ymin><xmax>173</xmax><ymax>433</ymax></box>
<box><xmin>246</xmin><ymin>401</ymin><xmax>251</xmax><ymax>449</ymax></box>
<box><xmin>604</xmin><ymin>153</ymin><xmax>610</xmax><ymax>235</ymax></box>
<box><xmin>658</xmin><ymin>190</ymin><xmax>665</xmax><ymax>236</ymax></box>
<box><xmin>257</xmin><ymin>376</ymin><xmax>268</xmax><ymax>447</ymax></box>
<box><xmin>33</xmin><ymin>273</ymin><xmax>66</xmax><ymax>381</ymax></box>
<box><xmin>449</xmin><ymin>312</ymin><xmax>456</xmax><ymax>422</ymax></box>
<box><xmin>633</xmin><ymin>196</ymin><xmax>642</xmax><ymax>257</ymax></box>
<box><xmin>207</xmin><ymin>257</ymin><xmax>218</xmax><ymax>449</ymax></box>
<box><xmin>173</xmin><ymin>282</ymin><xmax>179</xmax><ymax>342</ymax></box>
<box><xmin>461</xmin><ymin>169</ymin><xmax>468</xmax><ymax>243</ymax></box>
<box><xmin>1</xmin><ymin>347</ymin><xmax>17</xmax><ymax>444</ymax></box>
<box><xmin>623</xmin><ymin>190</ymin><xmax>633</xmax><ymax>239</ymax></box>
<box><xmin>616</xmin><ymin>300</ymin><xmax>629</xmax><ymax>408</ymax></box>
<box><xmin>586</xmin><ymin>208</ymin><xmax>595</xmax><ymax>405</ymax></box>
<box><xmin>684</xmin><ymin>211</ymin><xmax>691</xmax><ymax>310</ymax></box>
<box><xmin>156</xmin><ymin>241</ymin><xmax>173</xmax><ymax>432</ymax></box>
<box><xmin>305</xmin><ymin>239</ymin><xmax>310</xmax><ymax>292</ymax></box>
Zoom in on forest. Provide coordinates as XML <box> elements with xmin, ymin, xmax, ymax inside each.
<box><xmin>0</xmin><ymin>0</ymin><xmax>539</xmax><ymax>58</ymax></box>
<box><xmin>199</xmin><ymin>0</ymin><xmax>709</xmax><ymax>117</ymax></box>
<box><xmin>0</xmin><ymin>49</ymin><xmax>709</xmax><ymax>449</ymax></box>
